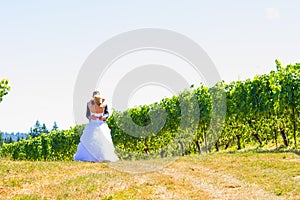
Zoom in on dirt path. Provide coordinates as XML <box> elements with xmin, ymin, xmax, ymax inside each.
<box><xmin>158</xmin><ymin>161</ymin><xmax>284</xmax><ymax>200</ymax></box>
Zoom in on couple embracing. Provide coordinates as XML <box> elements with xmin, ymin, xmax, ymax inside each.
<box><xmin>74</xmin><ymin>91</ymin><xmax>119</xmax><ymax>162</ymax></box>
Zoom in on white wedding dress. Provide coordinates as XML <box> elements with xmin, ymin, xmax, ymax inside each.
<box><xmin>74</xmin><ymin>113</ymin><xmax>119</xmax><ymax>162</ymax></box>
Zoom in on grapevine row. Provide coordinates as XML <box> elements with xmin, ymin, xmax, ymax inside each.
<box><xmin>0</xmin><ymin>61</ymin><xmax>299</xmax><ymax>160</ymax></box>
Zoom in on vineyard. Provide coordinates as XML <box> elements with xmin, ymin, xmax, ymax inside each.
<box><xmin>0</xmin><ymin>60</ymin><xmax>299</xmax><ymax>161</ymax></box>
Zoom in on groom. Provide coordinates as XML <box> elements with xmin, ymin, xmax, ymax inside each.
<box><xmin>86</xmin><ymin>91</ymin><xmax>109</xmax><ymax>121</ymax></box>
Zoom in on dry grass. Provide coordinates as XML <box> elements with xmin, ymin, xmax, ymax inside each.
<box><xmin>188</xmin><ymin>150</ymin><xmax>300</xmax><ymax>199</ymax></box>
<box><xmin>0</xmin><ymin>151</ymin><xmax>299</xmax><ymax>199</ymax></box>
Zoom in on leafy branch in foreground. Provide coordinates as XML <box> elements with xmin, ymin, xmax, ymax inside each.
<box><xmin>0</xmin><ymin>78</ymin><xmax>10</xmax><ymax>103</ymax></box>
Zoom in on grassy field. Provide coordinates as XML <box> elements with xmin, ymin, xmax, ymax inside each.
<box><xmin>0</xmin><ymin>150</ymin><xmax>299</xmax><ymax>200</ymax></box>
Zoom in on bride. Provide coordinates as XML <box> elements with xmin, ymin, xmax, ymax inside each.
<box><xmin>74</xmin><ymin>92</ymin><xmax>119</xmax><ymax>162</ymax></box>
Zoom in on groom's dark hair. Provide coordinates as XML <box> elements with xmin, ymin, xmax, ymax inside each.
<box><xmin>92</xmin><ymin>91</ymin><xmax>100</xmax><ymax>97</ymax></box>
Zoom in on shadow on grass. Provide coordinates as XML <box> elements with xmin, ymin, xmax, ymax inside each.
<box><xmin>224</xmin><ymin>146</ymin><xmax>300</xmax><ymax>156</ymax></box>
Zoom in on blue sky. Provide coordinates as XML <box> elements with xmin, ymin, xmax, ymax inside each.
<box><xmin>0</xmin><ymin>1</ymin><xmax>299</xmax><ymax>133</ymax></box>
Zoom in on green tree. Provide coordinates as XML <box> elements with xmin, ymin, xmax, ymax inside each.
<box><xmin>29</xmin><ymin>120</ymin><xmax>42</xmax><ymax>138</ymax></box>
<box><xmin>0</xmin><ymin>78</ymin><xmax>10</xmax><ymax>103</ymax></box>
<box><xmin>4</xmin><ymin>136</ymin><xmax>14</xmax><ymax>144</ymax></box>
<box><xmin>41</xmin><ymin>123</ymin><xmax>49</xmax><ymax>134</ymax></box>
<box><xmin>51</xmin><ymin>121</ymin><xmax>59</xmax><ymax>131</ymax></box>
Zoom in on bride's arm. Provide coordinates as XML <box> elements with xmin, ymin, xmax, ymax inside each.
<box><xmin>99</xmin><ymin>99</ymin><xmax>109</xmax><ymax>121</ymax></box>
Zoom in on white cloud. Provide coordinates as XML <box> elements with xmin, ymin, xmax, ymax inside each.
<box><xmin>265</xmin><ymin>7</ymin><xmax>280</xmax><ymax>20</ymax></box>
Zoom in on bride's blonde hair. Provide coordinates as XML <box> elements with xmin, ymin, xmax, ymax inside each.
<box><xmin>93</xmin><ymin>94</ymin><xmax>101</xmax><ymax>106</ymax></box>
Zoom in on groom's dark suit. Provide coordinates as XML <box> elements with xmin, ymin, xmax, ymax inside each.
<box><xmin>86</xmin><ymin>101</ymin><xmax>109</xmax><ymax>121</ymax></box>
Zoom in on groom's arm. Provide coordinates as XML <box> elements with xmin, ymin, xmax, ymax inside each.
<box><xmin>86</xmin><ymin>103</ymin><xmax>91</xmax><ymax>120</ymax></box>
